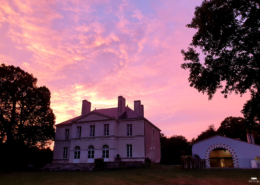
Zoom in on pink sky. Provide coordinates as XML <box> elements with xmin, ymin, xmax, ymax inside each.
<box><xmin>0</xmin><ymin>0</ymin><xmax>251</xmax><ymax>141</ymax></box>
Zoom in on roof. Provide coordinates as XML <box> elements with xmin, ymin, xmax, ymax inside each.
<box><xmin>56</xmin><ymin>115</ymin><xmax>84</xmax><ymax>126</ymax></box>
<box><xmin>55</xmin><ymin>106</ymin><xmax>146</xmax><ymax>126</ymax></box>
<box><xmin>192</xmin><ymin>135</ymin><xmax>260</xmax><ymax>146</ymax></box>
<box><xmin>93</xmin><ymin>106</ymin><xmax>141</xmax><ymax>119</ymax></box>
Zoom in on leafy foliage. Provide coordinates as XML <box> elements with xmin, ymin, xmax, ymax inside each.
<box><xmin>161</xmin><ymin>134</ymin><xmax>191</xmax><ymax>165</ymax></box>
<box><xmin>181</xmin><ymin>0</ymin><xmax>260</xmax><ymax>129</ymax></box>
<box><xmin>217</xmin><ymin>117</ymin><xmax>247</xmax><ymax>141</ymax></box>
<box><xmin>94</xmin><ymin>158</ymin><xmax>105</xmax><ymax>170</ymax></box>
<box><xmin>217</xmin><ymin>116</ymin><xmax>260</xmax><ymax>144</ymax></box>
<box><xmin>192</xmin><ymin>117</ymin><xmax>260</xmax><ymax>144</ymax></box>
<box><xmin>191</xmin><ymin>124</ymin><xmax>218</xmax><ymax>143</ymax></box>
<box><xmin>0</xmin><ymin>143</ymin><xmax>53</xmax><ymax>171</ymax></box>
<box><xmin>0</xmin><ymin>64</ymin><xmax>55</xmax><ymax>147</ymax></box>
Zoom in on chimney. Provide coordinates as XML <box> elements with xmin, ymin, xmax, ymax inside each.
<box><xmin>134</xmin><ymin>100</ymin><xmax>141</xmax><ymax>116</ymax></box>
<box><xmin>251</xmin><ymin>134</ymin><xmax>255</xmax><ymax>144</ymax></box>
<box><xmin>247</xmin><ymin>133</ymin><xmax>255</xmax><ymax>144</ymax></box>
<box><xmin>82</xmin><ymin>100</ymin><xmax>91</xmax><ymax>115</ymax></box>
<box><xmin>118</xmin><ymin>96</ymin><xmax>126</xmax><ymax>117</ymax></box>
<box><xmin>140</xmin><ymin>104</ymin><xmax>144</xmax><ymax>117</ymax></box>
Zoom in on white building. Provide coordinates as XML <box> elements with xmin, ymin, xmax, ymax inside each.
<box><xmin>53</xmin><ymin>96</ymin><xmax>161</xmax><ymax>164</ymax></box>
<box><xmin>192</xmin><ymin>135</ymin><xmax>260</xmax><ymax>168</ymax></box>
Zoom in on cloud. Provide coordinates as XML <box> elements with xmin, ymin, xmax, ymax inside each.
<box><xmin>0</xmin><ymin>0</ymin><xmax>251</xmax><ymax>140</ymax></box>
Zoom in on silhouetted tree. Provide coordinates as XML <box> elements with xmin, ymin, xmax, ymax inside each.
<box><xmin>161</xmin><ymin>135</ymin><xmax>191</xmax><ymax>165</ymax></box>
<box><xmin>241</xmin><ymin>91</ymin><xmax>260</xmax><ymax>131</ymax></box>
<box><xmin>0</xmin><ymin>64</ymin><xmax>55</xmax><ymax>147</ymax></box>
<box><xmin>217</xmin><ymin>116</ymin><xmax>260</xmax><ymax>144</ymax></box>
<box><xmin>217</xmin><ymin>117</ymin><xmax>247</xmax><ymax>141</ymax></box>
<box><xmin>160</xmin><ymin>133</ymin><xmax>168</xmax><ymax>146</ymax></box>
<box><xmin>192</xmin><ymin>124</ymin><xmax>217</xmax><ymax>143</ymax></box>
<box><xmin>181</xmin><ymin>0</ymin><xmax>260</xmax><ymax>130</ymax></box>
<box><xmin>0</xmin><ymin>143</ymin><xmax>53</xmax><ymax>171</ymax></box>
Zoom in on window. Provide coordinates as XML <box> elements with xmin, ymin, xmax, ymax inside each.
<box><xmin>65</xmin><ymin>129</ymin><xmax>69</xmax><ymax>140</ymax></box>
<box><xmin>77</xmin><ymin>126</ymin><xmax>81</xmax><ymax>138</ymax></box>
<box><xmin>102</xmin><ymin>145</ymin><xmax>109</xmax><ymax>158</ymax></box>
<box><xmin>153</xmin><ymin>130</ymin><xmax>154</xmax><ymax>141</ymax></box>
<box><xmin>127</xmin><ymin>124</ymin><xmax>132</xmax><ymax>136</ymax></box>
<box><xmin>90</xmin><ymin>125</ymin><xmax>95</xmax><ymax>136</ymax></box>
<box><xmin>74</xmin><ymin>146</ymin><xmax>80</xmax><ymax>159</ymax></box>
<box><xmin>63</xmin><ymin>147</ymin><xmax>68</xmax><ymax>158</ymax></box>
<box><xmin>88</xmin><ymin>145</ymin><xmax>94</xmax><ymax>158</ymax></box>
<box><xmin>104</xmin><ymin>124</ymin><xmax>109</xmax><ymax>136</ymax></box>
<box><xmin>127</xmin><ymin>144</ymin><xmax>132</xmax><ymax>157</ymax></box>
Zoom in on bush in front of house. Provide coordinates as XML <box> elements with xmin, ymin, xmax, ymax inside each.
<box><xmin>94</xmin><ymin>158</ymin><xmax>104</xmax><ymax>170</ymax></box>
<box><xmin>0</xmin><ymin>143</ymin><xmax>53</xmax><ymax>172</ymax></box>
<box><xmin>145</xmin><ymin>157</ymin><xmax>151</xmax><ymax>164</ymax></box>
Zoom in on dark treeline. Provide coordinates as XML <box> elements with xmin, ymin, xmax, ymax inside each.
<box><xmin>161</xmin><ymin>116</ymin><xmax>260</xmax><ymax>165</ymax></box>
<box><xmin>0</xmin><ymin>143</ymin><xmax>53</xmax><ymax>171</ymax></box>
<box><xmin>160</xmin><ymin>134</ymin><xmax>192</xmax><ymax>165</ymax></box>
<box><xmin>0</xmin><ymin>64</ymin><xmax>55</xmax><ymax>171</ymax></box>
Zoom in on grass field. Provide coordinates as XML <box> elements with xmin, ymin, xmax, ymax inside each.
<box><xmin>0</xmin><ymin>164</ymin><xmax>259</xmax><ymax>185</ymax></box>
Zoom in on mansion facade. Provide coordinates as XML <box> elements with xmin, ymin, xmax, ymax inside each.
<box><xmin>53</xmin><ymin>96</ymin><xmax>161</xmax><ymax>163</ymax></box>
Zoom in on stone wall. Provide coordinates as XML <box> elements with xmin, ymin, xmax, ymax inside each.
<box><xmin>43</xmin><ymin>161</ymin><xmax>145</xmax><ymax>172</ymax></box>
<box><xmin>105</xmin><ymin>161</ymin><xmax>144</xmax><ymax>169</ymax></box>
<box><xmin>43</xmin><ymin>163</ymin><xmax>95</xmax><ymax>172</ymax></box>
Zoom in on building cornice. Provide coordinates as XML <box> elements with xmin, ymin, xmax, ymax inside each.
<box><xmin>55</xmin><ymin>135</ymin><xmax>145</xmax><ymax>142</ymax></box>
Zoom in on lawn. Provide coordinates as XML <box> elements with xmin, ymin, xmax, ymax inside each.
<box><xmin>0</xmin><ymin>164</ymin><xmax>259</xmax><ymax>185</ymax></box>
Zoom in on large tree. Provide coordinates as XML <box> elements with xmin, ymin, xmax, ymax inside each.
<box><xmin>161</xmin><ymin>135</ymin><xmax>191</xmax><ymax>165</ymax></box>
<box><xmin>217</xmin><ymin>117</ymin><xmax>247</xmax><ymax>141</ymax></box>
<box><xmin>0</xmin><ymin>64</ymin><xmax>55</xmax><ymax>147</ymax></box>
<box><xmin>217</xmin><ymin>116</ymin><xmax>260</xmax><ymax>144</ymax></box>
<box><xmin>181</xmin><ymin>0</ymin><xmax>260</xmax><ymax>129</ymax></box>
<box><xmin>192</xmin><ymin>124</ymin><xmax>218</xmax><ymax>143</ymax></box>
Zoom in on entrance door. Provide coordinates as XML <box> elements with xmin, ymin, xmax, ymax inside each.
<box><xmin>209</xmin><ymin>148</ymin><xmax>234</xmax><ymax>167</ymax></box>
<box><xmin>74</xmin><ymin>146</ymin><xmax>80</xmax><ymax>163</ymax></box>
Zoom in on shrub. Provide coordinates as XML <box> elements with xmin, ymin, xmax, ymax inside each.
<box><xmin>145</xmin><ymin>157</ymin><xmax>151</xmax><ymax>163</ymax></box>
<box><xmin>94</xmin><ymin>158</ymin><xmax>104</xmax><ymax>170</ymax></box>
<box><xmin>115</xmin><ymin>154</ymin><xmax>121</xmax><ymax>162</ymax></box>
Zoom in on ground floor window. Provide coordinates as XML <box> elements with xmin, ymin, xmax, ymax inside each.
<box><xmin>102</xmin><ymin>145</ymin><xmax>109</xmax><ymax>158</ymax></box>
<box><xmin>63</xmin><ymin>147</ymin><xmax>68</xmax><ymax>158</ymax></box>
<box><xmin>74</xmin><ymin>146</ymin><xmax>80</xmax><ymax>159</ymax></box>
<box><xmin>88</xmin><ymin>145</ymin><xmax>94</xmax><ymax>158</ymax></box>
<box><xmin>127</xmin><ymin>144</ymin><xmax>132</xmax><ymax>157</ymax></box>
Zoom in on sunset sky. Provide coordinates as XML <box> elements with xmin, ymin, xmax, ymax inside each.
<box><xmin>0</xmin><ymin>0</ymin><xmax>251</xmax><ymax>140</ymax></box>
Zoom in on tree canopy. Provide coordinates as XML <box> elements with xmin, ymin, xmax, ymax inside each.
<box><xmin>181</xmin><ymin>0</ymin><xmax>260</xmax><ymax>129</ymax></box>
<box><xmin>0</xmin><ymin>64</ymin><xmax>55</xmax><ymax>147</ymax></box>
<box><xmin>217</xmin><ymin>117</ymin><xmax>247</xmax><ymax>141</ymax></box>
<box><xmin>191</xmin><ymin>124</ymin><xmax>217</xmax><ymax>143</ymax></box>
<box><xmin>161</xmin><ymin>135</ymin><xmax>191</xmax><ymax>164</ymax></box>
